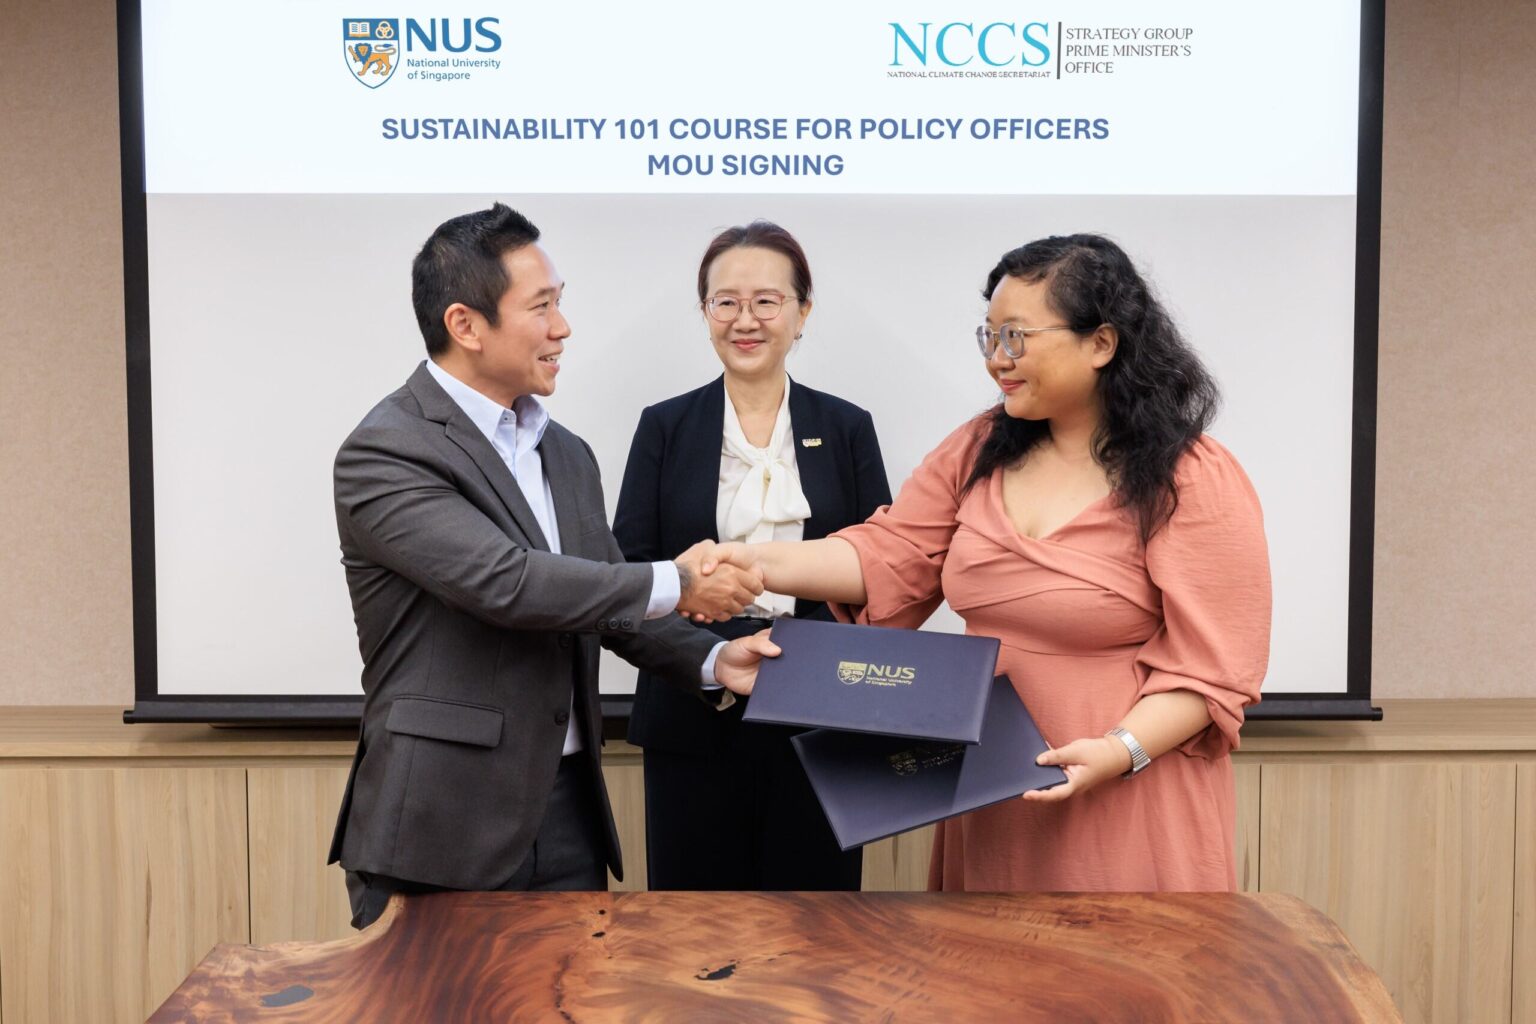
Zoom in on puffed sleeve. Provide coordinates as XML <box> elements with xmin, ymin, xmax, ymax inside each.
<box><xmin>828</xmin><ymin>418</ymin><xmax>986</xmax><ymax>629</ymax></box>
<box><xmin>1134</xmin><ymin>436</ymin><xmax>1272</xmax><ymax>758</ymax></box>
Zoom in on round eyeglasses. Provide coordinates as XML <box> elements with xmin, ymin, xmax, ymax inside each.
<box><xmin>975</xmin><ymin>323</ymin><xmax>1076</xmax><ymax>359</ymax></box>
<box><xmin>705</xmin><ymin>293</ymin><xmax>798</xmax><ymax>323</ymax></box>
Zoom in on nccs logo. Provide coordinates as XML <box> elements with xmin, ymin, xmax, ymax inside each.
<box><xmin>888</xmin><ymin>20</ymin><xmax>1052</xmax><ymax>67</ymax></box>
<box><xmin>344</xmin><ymin>16</ymin><xmax>503</xmax><ymax>88</ymax></box>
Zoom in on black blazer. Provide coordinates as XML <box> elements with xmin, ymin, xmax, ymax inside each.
<box><xmin>613</xmin><ymin>375</ymin><xmax>892</xmax><ymax>754</ymax></box>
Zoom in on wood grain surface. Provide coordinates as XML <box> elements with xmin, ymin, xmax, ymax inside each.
<box><xmin>1514</xmin><ymin>763</ymin><xmax>1536</xmax><ymax>1024</ymax></box>
<box><xmin>149</xmin><ymin>890</ymin><xmax>1400</xmax><ymax>1023</ymax></box>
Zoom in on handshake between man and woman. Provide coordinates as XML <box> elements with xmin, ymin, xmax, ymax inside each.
<box><xmin>671</xmin><ymin>540</ymin><xmax>768</xmax><ymax>626</ymax></box>
<box><xmin>671</xmin><ymin>538</ymin><xmax>860</xmax><ymax>645</ymax></box>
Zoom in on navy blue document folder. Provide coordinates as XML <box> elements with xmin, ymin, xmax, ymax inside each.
<box><xmin>741</xmin><ymin>618</ymin><xmax>1001</xmax><ymax>743</ymax></box>
<box><xmin>790</xmin><ymin>675</ymin><xmax>1068</xmax><ymax>851</ymax></box>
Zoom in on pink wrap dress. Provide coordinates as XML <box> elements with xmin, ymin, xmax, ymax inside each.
<box><xmin>831</xmin><ymin>418</ymin><xmax>1271</xmax><ymax>891</ymax></box>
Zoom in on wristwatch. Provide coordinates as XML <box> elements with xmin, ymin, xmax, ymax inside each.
<box><xmin>1106</xmin><ymin>727</ymin><xmax>1151</xmax><ymax>777</ymax></box>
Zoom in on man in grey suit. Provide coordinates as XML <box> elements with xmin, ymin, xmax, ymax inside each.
<box><xmin>329</xmin><ymin>203</ymin><xmax>776</xmax><ymax>928</ymax></box>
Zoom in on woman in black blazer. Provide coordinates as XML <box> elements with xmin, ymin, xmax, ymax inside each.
<box><xmin>613</xmin><ymin>221</ymin><xmax>892</xmax><ymax>891</ymax></box>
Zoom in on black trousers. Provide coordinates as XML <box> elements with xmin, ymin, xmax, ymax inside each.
<box><xmin>346</xmin><ymin>753</ymin><xmax>608</xmax><ymax>929</ymax></box>
<box><xmin>642</xmin><ymin>726</ymin><xmax>863</xmax><ymax>892</ymax></box>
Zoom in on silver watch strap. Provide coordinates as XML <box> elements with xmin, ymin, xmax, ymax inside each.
<box><xmin>1107</xmin><ymin>726</ymin><xmax>1151</xmax><ymax>777</ymax></box>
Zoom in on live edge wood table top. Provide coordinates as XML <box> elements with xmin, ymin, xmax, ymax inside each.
<box><xmin>150</xmin><ymin>890</ymin><xmax>1400</xmax><ymax>1023</ymax></box>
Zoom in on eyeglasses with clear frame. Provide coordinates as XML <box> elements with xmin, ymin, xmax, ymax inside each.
<box><xmin>975</xmin><ymin>322</ymin><xmax>1077</xmax><ymax>359</ymax></box>
<box><xmin>704</xmin><ymin>293</ymin><xmax>799</xmax><ymax>323</ymax></box>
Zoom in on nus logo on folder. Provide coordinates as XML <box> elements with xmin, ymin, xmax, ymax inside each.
<box><xmin>889</xmin><ymin>743</ymin><xmax>965</xmax><ymax>776</ymax></box>
<box><xmin>836</xmin><ymin>662</ymin><xmax>917</xmax><ymax>687</ymax></box>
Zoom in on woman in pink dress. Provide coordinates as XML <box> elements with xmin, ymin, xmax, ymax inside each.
<box><xmin>699</xmin><ymin>234</ymin><xmax>1271</xmax><ymax>891</ymax></box>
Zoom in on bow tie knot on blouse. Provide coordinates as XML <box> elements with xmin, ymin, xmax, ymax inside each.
<box><xmin>719</xmin><ymin>383</ymin><xmax>811</xmax><ymax>546</ymax></box>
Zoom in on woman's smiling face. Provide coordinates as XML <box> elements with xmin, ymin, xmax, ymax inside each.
<box><xmin>984</xmin><ymin>275</ymin><xmax>1111</xmax><ymax>421</ymax></box>
<box><xmin>702</xmin><ymin>246</ymin><xmax>811</xmax><ymax>382</ymax></box>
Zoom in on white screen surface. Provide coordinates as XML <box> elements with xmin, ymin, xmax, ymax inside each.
<box><xmin>137</xmin><ymin>2</ymin><xmax>1363</xmax><ymax>698</ymax></box>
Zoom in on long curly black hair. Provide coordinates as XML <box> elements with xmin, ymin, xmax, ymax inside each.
<box><xmin>963</xmin><ymin>234</ymin><xmax>1219</xmax><ymax>543</ymax></box>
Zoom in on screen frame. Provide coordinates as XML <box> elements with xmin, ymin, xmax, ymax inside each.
<box><xmin>118</xmin><ymin>0</ymin><xmax>1385</xmax><ymax>725</ymax></box>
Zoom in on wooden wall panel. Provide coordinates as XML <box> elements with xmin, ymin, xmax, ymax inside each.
<box><xmin>1514</xmin><ymin>762</ymin><xmax>1535</xmax><ymax>1024</ymax></box>
<box><xmin>1</xmin><ymin>718</ymin><xmax>1525</xmax><ymax>1018</ymax></box>
<box><xmin>247</xmin><ymin>765</ymin><xmax>353</xmax><ymax>945</ymax></box>
<box><xmin>604</xmin><ymin>760</ymin><xmax>942</xmax><ymax>893</ymax></box>
<box><xmin>1260</xmin><ymin>762</ymin><xmax>1516</xmax><ymax>1024</ymax></box>
<box><xmin>603</xmin><ymin>762</ymin><xmax>647</xmax><ymax>892</ymax></box>
<box><xmin>0</xmin><ymin>767</ymin><xmax>248</xmax><ymax>1024</ymax></box>
<box><xmin>860</xmin><ymin>826</ymin><xmax>934</xmax><ymax>892</ymax></box>
<box><xmin>857</xmin><ymin>767</ymin><xmax>1260</xmax><ymax>894</ymax></box>
<box><xmin>1233</xmin><ymin>761</ymin><xmax>1261</xmax><ymax>893</ymax></box>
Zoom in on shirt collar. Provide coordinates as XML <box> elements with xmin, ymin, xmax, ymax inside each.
<box><xmin>425</xmin><ymin>358</ymin><xmax>550</xmax><ymax>451</ymax></box>
<box><xmin>721</xmin><ymin>374</ymin><xmax>793</xmax><ymax>454</ymax></box>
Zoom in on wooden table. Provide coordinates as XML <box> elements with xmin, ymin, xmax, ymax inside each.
<box><xmin>150</xmin><ymin>890</ymin><xmax>1400</xmax><ymax>1023</ymax></box>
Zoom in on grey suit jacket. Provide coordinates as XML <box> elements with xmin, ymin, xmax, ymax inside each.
<box><xmin>328</xmin><ymin>362</ymin><xmax>718</xmax><ymax>890</ymax></box>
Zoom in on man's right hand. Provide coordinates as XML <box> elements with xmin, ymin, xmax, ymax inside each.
<box><xmin>675</xmin><ymin>541</ymin><xmax>763</xmax><ymax>621</ymax></box>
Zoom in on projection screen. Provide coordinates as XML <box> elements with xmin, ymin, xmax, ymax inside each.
<box><xmin>119</xmin><ymin>0</ymin><xmax>1383</xmax><ymax>722</ymax></box>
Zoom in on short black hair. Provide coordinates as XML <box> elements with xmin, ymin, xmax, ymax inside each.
<box><xmin>411</xmin><ymin>203</ymin><xmax>541</xmax><ymax>355</ymax></box>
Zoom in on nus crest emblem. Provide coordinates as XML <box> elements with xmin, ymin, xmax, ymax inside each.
<box><xmin>344</xmin><ymin>18</ymin><xmax>400</xmax><ymax>88</ymax></box>
<box><xmin>837</xmin><ymin>661</ymin><xmax>867</xmax><ymax>685</ymax></box>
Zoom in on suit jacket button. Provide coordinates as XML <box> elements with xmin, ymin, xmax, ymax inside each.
<box><xmin>620</xmin><ymin>617</ymin><xmax>634</xmax><ymax>630</ymax></box>
<box><xmin>597</xmin><ymin>618</ymin><xmax>609</xmax><ymax>630</ymax></box>
<box><xmin>555</xmin><ymin>710</ymin><xmax>570</xmax><ymax>725</ymax></box>
<box><xmin>558</xmin><ymin>633</ymin><xmax>572</xmax><ymax>648</ymax></box>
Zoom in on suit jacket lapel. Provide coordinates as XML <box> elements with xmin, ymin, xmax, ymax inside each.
<box><xmin>788</xmin><ymin>376</ymin><xmax>834</xmax><ymax>542</ymax></box>
<box><xmin>406</xmin><ymin>364</ymin><xmax>551</xmax><ymax>552</ymax></box>
<box><xmin>670</xmin><ymin>377</ymin><xmax>727</xmax><ymax>548</ymax></box>
<box><xmin>535</xmin><ymin>425</ymin><xmax>584</xmax><ymax>557</ymax></box>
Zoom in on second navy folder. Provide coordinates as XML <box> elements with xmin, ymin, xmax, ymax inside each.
<box><xmin>741</xmin><ymin>618</ymin><xmax>1000</xmax><ymax>744</ymax></box>
<box><xmin>790</xmin><ymin>675</ymin><xmax>1069</xmax><ymax>851</ymax></box>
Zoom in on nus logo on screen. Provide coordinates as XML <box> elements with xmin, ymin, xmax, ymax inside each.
<box><xmin>344</xmin><ymin>17</ymin><xmax>502</xmax><ymax>88</ymax></box>
<box><xmin>888</xmin><ymin>21</ymin><xmax>1052</xmax><ymax>67</ymax></box>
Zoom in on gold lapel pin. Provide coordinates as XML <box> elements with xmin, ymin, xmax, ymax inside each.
<box><xmin>801</xmin><ymin>438</ymin><xmax>823</xmax><ymax>448</ymax></box>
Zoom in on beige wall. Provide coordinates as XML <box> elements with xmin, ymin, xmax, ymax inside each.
<box><xmin>2</xmin><ymin>0</ymin><xmax>1532</xmax><ymax>704</ymax></box>
<box><xmin>1372</xmin><ymin>0</ymin><xmax>1536</xmax><ymax>698</ymax></box>
<box><xmin>1</xmin><ymin>0</ymin><xmax>133</xmax><ymax>703</ymax></box>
